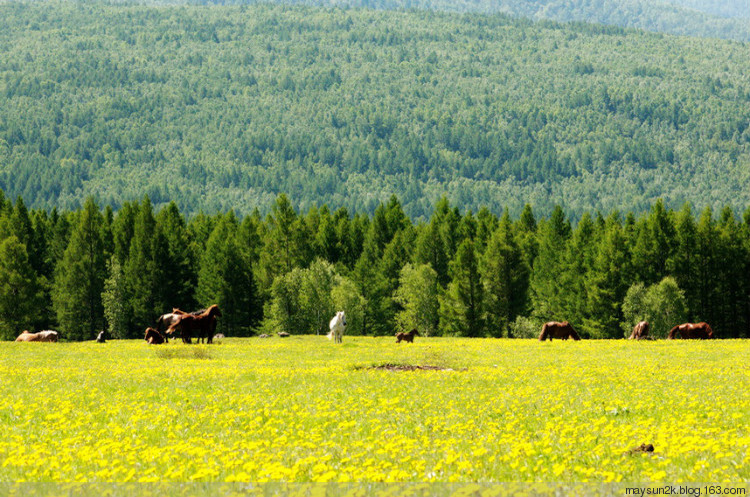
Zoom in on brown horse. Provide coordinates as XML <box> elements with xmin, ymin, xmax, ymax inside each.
<box><xmin>15</xmin><ymin>330</ymin><xmax>58</xmax><ymax>342</ymax></box>
<box><xmin>144</xmin><ymin>327</ymin><xmax>167</xmax><ymax>344</ymax></box>
<box><xmin>539</xmin><ymin>321</ymin><xmax>580</xmax><ymax>341</ymax></box>
<box><xmin>396</xmin><ymin>329</ymin><xmax>419</xmax><ymax>343</ymax></box>
<box><xmin>668</xmin><ymin>322</ymin><xmax>714</xmax><ymax>339</ymax></box>
<box><xmin>167</xmin><ymin>305</ymin><xmax>222</xmax><ymax>344</ymax></box>
<box><xmin>629</xmin><ymin>321</ymin><xmax>650</xmax><ymax>340</ymax></box>
<box><xmin>171</xmin><ymin>308</ymin><xmax>219</xmax><ymax>344</ymax></box>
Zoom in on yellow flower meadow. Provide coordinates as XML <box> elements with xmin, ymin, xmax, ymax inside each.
<box><xmin>0</xmin><ymin>337</ymin><xmax>748</xmax><ymax>482</ymax></box>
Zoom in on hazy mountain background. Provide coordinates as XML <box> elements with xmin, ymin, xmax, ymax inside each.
<box><xmin>161</xmin><ymin>0</ymin><xmax>750</xmax><ymax>41</ymax></box>
<box><xmin>1</xmin><ymin>2</ymin><xmax>749</xmax><ymax>218</ymax></box>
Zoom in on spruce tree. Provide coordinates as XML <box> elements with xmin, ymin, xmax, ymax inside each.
<box><xmin>481</xmin><ymin>213</ymin><xmax>528</xmax><ymax>337</ymax></box>
<box><xmin>440</xmin><ymin>239</ymin><xmax>484</xmax><ymax>337</ymax></box>
<box><xmin>197</xmin><ymin>214</ymin><xmax>255</xmax><ymax>334</ymax></box>
<box><xmin>0</xmin><ymin>236</ymin><xmax>42</xmax><ymax>340</ymax></box>
<box><xmin>530</xmin><ymin>205</ymin><xmax>571</xmax><ymax>320</ymax></box>
<box><xmin>52</xmin><ymin>197</ymin><xmax>106</xmax><ymax>340</ymax></box>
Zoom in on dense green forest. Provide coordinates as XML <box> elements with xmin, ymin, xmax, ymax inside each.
<box><xmin>1</xmin><ymin>191</ymin><xmax>749</xmax><ymax>341</ymax></box>
<box><xmin>1</xmin><ymin>3</ymin><xmax>750</xmax><ymax>219</ymax></box>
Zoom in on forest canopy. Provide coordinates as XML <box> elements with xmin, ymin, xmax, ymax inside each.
<box><xmin>0</xmin><ymin>3</ymin><xmax>749</xmax><ymax>219</ymax></box>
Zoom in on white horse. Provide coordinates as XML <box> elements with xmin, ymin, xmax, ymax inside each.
<box><xmin>328</xmin><ymin>311</ymin><xmax>347</xmax><ymax>344</ymax></box>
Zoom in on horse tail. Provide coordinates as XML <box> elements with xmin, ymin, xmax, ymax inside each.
<box><xmin>539</xmin><ymin>324</ymin><xmax>548</xmax><ymax>341</ymax></box>
<box><xmin>667</xmin><ymin>326</ymin><xmax>679</xmax><ymax>339</ymax></box>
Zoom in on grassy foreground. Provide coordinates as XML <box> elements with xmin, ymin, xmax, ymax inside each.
<box><xmin>0</xmin><ymin>337</ymin><xmax>748</xmax><ymax>483</ymax></box>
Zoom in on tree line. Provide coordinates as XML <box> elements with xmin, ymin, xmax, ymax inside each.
<box><xmin>1</xmin><ymin>190</ymin><xmax>749</xmax><ymax>341</ymax></box>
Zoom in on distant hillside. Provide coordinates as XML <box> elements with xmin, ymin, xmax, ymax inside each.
<box><xmin>1</xmin><ymin>3</ymin><xmax>749</xmax><ymax>218</ymax></box>
<box><xmin>667</xmin><ymin>0</ymin><xmax>749</xmax><ymax>19</ymax></box>
<box><xmin>180</xmin><ymin>0</ymin><xmax>750</xmax><ymax>41</ymax></box>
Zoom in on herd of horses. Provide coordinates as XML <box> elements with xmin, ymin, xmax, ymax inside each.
<box><xmin>538</xmin><ymin>320</ymin><xmax>714</xmax><ymax>341</ymax></box>
<box><xmin>12</xmin><ymin>307</ymin><xmax>715</xmax><ymax>344</ymax></box>
<box><xmin>145</xmin><ymin>304</ymin><xmax>223</xmax><ymax>344</ymax></box>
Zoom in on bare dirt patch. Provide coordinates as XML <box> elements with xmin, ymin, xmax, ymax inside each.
<box><xmin>366</xmin><ymin>363</ymin><xmax>464</xmax><ymax>372</ymax></box>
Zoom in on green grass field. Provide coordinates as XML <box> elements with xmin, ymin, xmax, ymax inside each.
<box><xmin>1</xmin><ymin>337</ymin><xmax>748</xmax><ymax>483</ymax></box>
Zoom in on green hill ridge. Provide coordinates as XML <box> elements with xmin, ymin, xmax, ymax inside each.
<box><xmin>1</xmin><ymin>3</ymin><xmax>749</xmax><ymax>217</ymax></box>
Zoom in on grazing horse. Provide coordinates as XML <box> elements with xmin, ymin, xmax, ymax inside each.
<box><xmin>171</xmin><ymin>308</ymin><xmax>217</xmax><ymax>344</ymax></box>
<box><xmin>328</xmin><ymin>311</ymin><xmax>346</xmax><ymax>344</ymax></box>
<box><xmin>145</xmin><ymin>327</ymin><xmax>167</xmax><ymax>345</ymax></box>
<box><xmin>96</xmin><ymin>331</ymin><xmax>106</xmax><ymax>343</ymax></box>
<box><xmin>166</xmin><ymin>305</ymin><xmax>222</xmax><ymax>344</ymax></box>
<box><xmin>539</xmin><ymin>321</ymin><xmax>580</xmax><ymax>341</ymax></box>
<box><xmin>668</xmin><ymin>322</ymin><xmax>714</xmax><ymax>339</ymax></box>
<box><xmin>396</xmin><ymin>329</ymin><xmax>419</xmax><ymax>343</ymax></box>
<box><xmin>629</xmin><ymin>321</ymin><xmax>650</xmax><ymax>340</ymax></box>
<box><xmin>15</xmin><ymin>330</ymin><xmax>59</xmax><ymax>342</ymax></box>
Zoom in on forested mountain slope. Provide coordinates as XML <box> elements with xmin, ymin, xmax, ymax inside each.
<box><xmin>191</xmin><ymin>0</ymin><xmax>750</xmax><ymax>41</ymax></box>
<box><xmin>1</xmin><ymin>3</ymin><xmax>749</xmax><ymax>218</ymax></box>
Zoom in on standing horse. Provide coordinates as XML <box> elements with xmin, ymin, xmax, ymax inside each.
<box><xmin>167</xmin><ymin>305</ymin><xmax>222</xmax><ymax>344</ymax></box>
<box><xmin>396</xmin><ymin>329</ymin><xmax>419</xmax><ymax>343</ymax></box>
<box><xmin>157</xmin><ymin>312</ymin><xmax>183</xmax><ymax>334</ymax></box>
<box><xmin>171</xmin><ymin>308</ymin><xmax>217</xmax><ymax>344</ymax></box>
<box><xmin>629</xmin><ymin>321</ymin><xmax>650</xmax><ymax>340</ymax></box>
<box><xmin>668</xmin><ymin>322</ymin><xmax>714</xmax><ymax>339</ymax></box>
<box><xmin>328</xmin><ymin>311</ymin><xmax>346</xmax><ymax>344</ymax></box>
<box><xmin>539</xmin><ymin>321</ymin><xmax>580</xmax><ymax>341</ymax></box>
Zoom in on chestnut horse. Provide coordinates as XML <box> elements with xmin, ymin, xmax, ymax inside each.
<box><xmin>15</xmin><ymin>330</ymin><xmax>58</xmax><ymax>342</ymax></box>
<box><xmin>167</xmin><ymin>305</ymin><xmax>222</xmax><ymax>344</ymax></box>
<box><xmin>396</xmin><ymin>329</ymin><xmax>419</xmax><ymax>343</ymax></box>
<box><xmin>629</xmin><ymin>321</ymin><xmax>650</xmax><ymax>340</ymax></box>
<box><xmin>539</xmin><ymin>321</ymin><xmax>580</xmax><ymax>341</ymax></box>
<box><xmin>144</xmin><ymin>327</ymin><xmax>167</xmax><ymax>344</ymax></box>
<box><xmin>668</xmin><ymin>322</ymin><xmax>714</xmax><ymax>339</ymax></box>
<box><xmin>171</xmin><ymin>308</ymin><xmax>217</xmax><ymax>344</ymax></box>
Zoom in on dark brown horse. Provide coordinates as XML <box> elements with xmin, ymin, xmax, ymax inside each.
<box><xmin>629</xmin><ymin>321</ymin><xmax>650</xmax><ymax>340</ymax></box>
<box><xmin>539</xmin><ymin>321</ymin><xmax>580</xmax><ymax>341</ymax></box>
<box><xmin>396</xmin><ymin>329</ymin><xmax>419</xmax><ymax>343</ymax></box>
<box><xmin>15</xmin><ymin>330</ymin><xmax>58</xmax><ymax>342</ymax></box>
<box><xmin>668</xmin><ymin>322</ymin><xmax>714</xmax><ymax>339</ymax></box>
<box><xmin>167</xmin><ymin>305</ymin><xmax>222</xmax><ymax>344</ymax></box>
<box><xmin>145</xmin><ymin>327</ymin><xmax>167</xmax><ymax>345</ymax></box>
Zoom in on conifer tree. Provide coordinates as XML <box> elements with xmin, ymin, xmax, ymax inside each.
<box><xmin>481</xmin><ymin>213</ymin><xmax>528</xmax><ymax>337</ymax></box>
<box><xmin>197</xmin><ymin>214</ymin><xmax>256</xmax><ymax>334</ymax></box>
<box><xmin>668</xmin><ymin>203</ymin><xmax>699</xmax><ymax>316</ymax></box>
<box><xmin>530</xmin><ymin>205</ymin><xmax>571</xmax><ymax>320</ymax></box>
<box><xmin>414</xmin><ymin>217</ymin><xmax>449</xmax><ymax>287</ymax></box>
<box><xmin>156</xmin><ymin>201</ymin><xmax>196</xmax><ymax>310</ymax></box>
<box><xmin>585</xmin><ymin>216</ymin><xmax>629</xmax><ymax>338</ymax></box>
<box><xmin>0</xmin><ymin>236</ymin><xmax>42</xmax><ymax>340</ymax></box>
<box><xmin>440</xmin><ymin>239</ymin><xmax>484</xmax><ymax>336</ymax></box>
<box><xmin>52</xmin><ymin>197</ymin><xmax>106</xmax><ymax>340</ymax></box>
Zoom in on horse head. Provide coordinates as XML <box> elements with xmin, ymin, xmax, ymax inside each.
<box><xmin>206</xmin><ymin>305</ymin><xmax>222</xmax><ymax>318</ymax></box>
<box><xmin>704</xmin><ymin>323</ymin><xmax>715</xmax><ymax>339</ymax></box>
